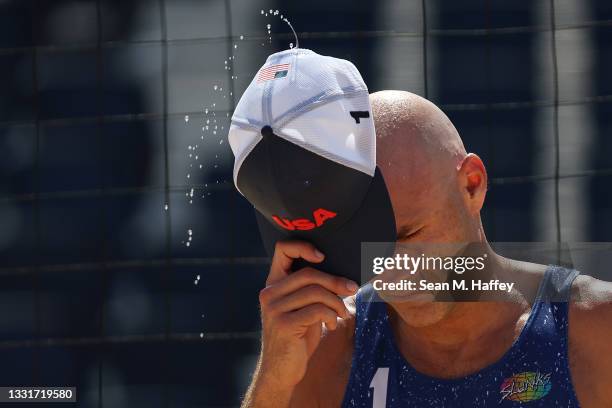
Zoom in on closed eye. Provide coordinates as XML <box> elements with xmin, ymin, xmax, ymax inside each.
<box><xmin>396</xmin><ymin>226</ymin><xmax>424</xmax><ymax>242</ymax></box>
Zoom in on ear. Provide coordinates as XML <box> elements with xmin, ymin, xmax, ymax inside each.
<box><xmin>457</xmin><ymin>153</ymin><xmax>488</xmax><ymax>214</ymax></box>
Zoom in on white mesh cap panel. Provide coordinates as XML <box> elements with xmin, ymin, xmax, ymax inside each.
<box><xmin>232</xmin><ymin>72</ymin><xmax>264</xmax><ymax>127</ymax></box>
<box><xmin>267</xmin><ymin>49</ymin><xmax>366</xmax><ymax>122</ymax></box>
<box><xmin>232</xmin><ymin>49</ymin><xmax>367</xmax><ymax>127</ymax></box>
<box><xmin>276</xmin><ymin>96</ymin><xmax>375</xmax><ymax>176</ymax></box>
<box><xmin>229</xmin><ymin>48</ymin><xmax>376</xmax><ymax>189</ymax></box>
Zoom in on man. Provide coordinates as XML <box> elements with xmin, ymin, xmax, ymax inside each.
<box><xmin>241</xmin><ymin>91</ymin><xmax>612</xmax><ymax>407</ymax></box>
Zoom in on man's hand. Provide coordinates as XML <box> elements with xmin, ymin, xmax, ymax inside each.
<box><xmin>242</xmin><ymin>240</ymin><xmax>359</xmax><ymax>408</ymax></box>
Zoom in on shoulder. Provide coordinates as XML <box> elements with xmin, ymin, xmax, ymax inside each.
<box><xmin>568</xmin><ymin>274</ymin><xmax>612</xmax><ymax>405</ymax></box>
<box><xmin>569</xmin><ymin>274</ymin><xmax>612</xmax><ymax>328</ymax></box>
<box><xmin>290</xmin><ymin>295</ymin><xmax>357</xmax><ymax>408</ymax></box>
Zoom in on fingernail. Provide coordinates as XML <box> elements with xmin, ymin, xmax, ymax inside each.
<box><xmin>346</xmin><ymin>280</ymin><xmax>359</xmax><ymax>293</ymax></box>
<box><xmin>314</xmin><ymin>249</ymin><xmax>325</xmax><ymax>259</ymax></box>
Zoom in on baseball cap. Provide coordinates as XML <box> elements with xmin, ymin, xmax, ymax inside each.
<box><xmin>227</xmin><ymin>48</ymin><xmax>396</xmax><ymax>284</ymax></box>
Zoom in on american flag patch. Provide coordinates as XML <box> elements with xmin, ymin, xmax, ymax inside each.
<box><xmin>257</xmin><ymin>63</ymin><xmax>290</xmax><ymax>83</ymax></box>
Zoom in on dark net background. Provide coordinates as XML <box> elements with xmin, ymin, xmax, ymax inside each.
<box><xmin>1</xmin><ymin>0</ymin><xmax>611</xmax><ymax>407</ymax></box>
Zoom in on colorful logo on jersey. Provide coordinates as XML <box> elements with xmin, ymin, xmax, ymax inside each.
<box><xmin>499</xmin><ymin>371</ymin><xmax>552</xmax><ymax>403</ymax></box>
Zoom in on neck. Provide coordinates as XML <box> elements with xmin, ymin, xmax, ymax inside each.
<box><xmin>386</xmin><ymin>251</ymin><xmax>531</xmax><ymax>378</ymax></box>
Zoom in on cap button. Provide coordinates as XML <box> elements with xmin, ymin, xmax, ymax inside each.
<box><xmin>261</xmin><ymin>125</ymin><xmax>273</xmax><ymax>138</ymax></box>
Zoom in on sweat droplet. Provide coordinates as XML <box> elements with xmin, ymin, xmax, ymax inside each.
<box><xmin>184</xmin><ymin>115</ymin><xmax>189</xmax><ymax>122</ymax></box>
<box><xmin>240</xmin><ymin>35</ymin><xmax>244</xmax><ymax>40</ymax></box>
<box><xmin>260</xmin><ymin>9</ymin><xmax>264</xmax><ymax>14</ymax></box>
<box><xmin>267</xmin><ymin>24</ymin><xmax>271</xmax><ymax>29</ymax></box>
<box><xmin>205</xmin><ymin>108</ymin><xmax>209</xmax><ymax>114</ymax></box>
<box><xmin>163</xmin><ymin>204</ymin><xmax>169</xmax><ymax>211</ymax></box>
<box><xmin>188</xmin><ymin>229</ymin><xmax>193</xmax><ymax>236</ymax></box>
<box><xmin>213</xmin><ymin>85</ymin><xmax>218</xmax><ymax>90</ymax></box>
<box><xmin>200</xmin><ymin>332</ymin><xmax>204</xmax><ymax>338</ymax></box>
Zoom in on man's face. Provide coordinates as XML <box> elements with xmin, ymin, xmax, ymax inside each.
<box><xmin>381</xmin><ymin>140</ymin><xmax>476</xmax><ymax>245</ymax></box>
<box><xmin>374</xmin><ymin>147</ymin><xmax>487</xmax><ymax>309</ymax></box>
<box><xmin>373</xmin><ymin>169</ymin><xmax>471</xmax><ymax>303</ymax></box>
<box><xmin>368</xmin><ymin>91</ymin><xmax>489</xmax><ymax>323</ymax></box>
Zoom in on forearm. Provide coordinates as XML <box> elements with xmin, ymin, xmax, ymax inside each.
<box><xmin>241</xmin><ymin>357</ymin><xmax>295</xmax><ymax>408</ymax></box>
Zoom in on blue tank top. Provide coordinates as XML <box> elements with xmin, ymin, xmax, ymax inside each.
<box><xmin>342</xmin><ymin>266</ymin><xmax>580</xmax><ymax>407</ymax></box>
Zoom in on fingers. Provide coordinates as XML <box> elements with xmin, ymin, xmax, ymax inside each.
<box><xmin>270</xmin><ymin>284</ymin><xmax>350</xmax><ymax>319</ymax></box>
<box><xmin>286</xmin><ymin>304</ymin><xmax>339</xmax><ymax>330</ymax></box>
<box><xmin>267</xmin><ymin>240</ymin><xmax>325</xmax><ymax>285</ymax></box>
<box><xmin>261</xmin><ymin>240</ymin><xmax>359</xmax><ymax>333</ymax></box>
<box><xmin>267</xmin><ymin>267</ymin><xmax>359</xmax><ymax>299</ymax></box>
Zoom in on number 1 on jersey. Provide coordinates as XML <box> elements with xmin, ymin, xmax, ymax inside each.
<box><xmin>369</xmin><ymin>367</ymin><xmax>390</xmax><ymax>408</ymax></box>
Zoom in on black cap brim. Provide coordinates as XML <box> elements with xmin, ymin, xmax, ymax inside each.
<box><xmin>254</xmin><ymin>167</ymin><xmax>396</xmax><ymax>284</ymax></box>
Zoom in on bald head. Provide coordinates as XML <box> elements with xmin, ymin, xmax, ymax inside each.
<box><xmin>371</xmin><ymin>90</ymin><xmax>466</xmax><ymax>180</ymax></box>
<box><xmin>370</xmin><ymin>91</ymin><xmax>485</xmax><ymax>241</ymax></box>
